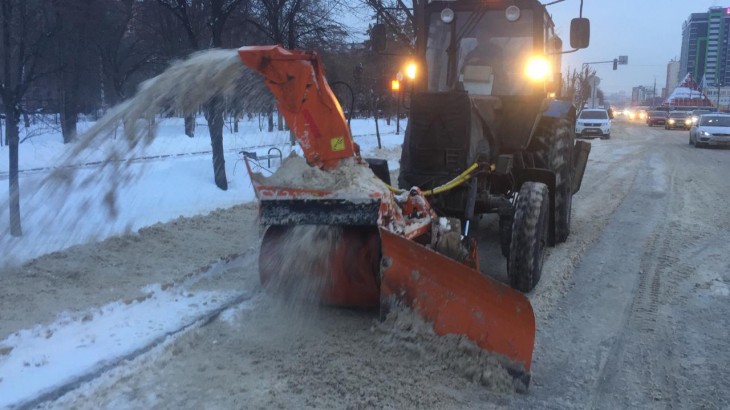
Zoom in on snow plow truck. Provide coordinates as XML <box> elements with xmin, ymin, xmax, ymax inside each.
<box><xmin>238</xmin><ymin>0</ymin><xmax>591</xmax><ymax>389</ymax></box>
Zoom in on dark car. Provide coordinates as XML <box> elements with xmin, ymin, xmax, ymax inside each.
<box><xmin>647</xmin><ymin>111</ymin><xmax>669</xmax><ymax>126</ymax></box>
<box><xmin>690</xmin><ymin>109</ymin><xmax>714</xmax><ymax>126</ymax></box>
<box><xmin>665</xmin><ymin>111</ymin><xmax>692</xmax><ymax>130</ymax></box>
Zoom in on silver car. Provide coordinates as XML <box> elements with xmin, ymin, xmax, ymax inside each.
<box><xmin>689</xmin><ymin>113</ymin><xmax>730</xmax><ymax>148</ymax></box>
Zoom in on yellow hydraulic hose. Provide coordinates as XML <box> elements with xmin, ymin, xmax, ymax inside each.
<box><xmin>386</xmin><ymin>163</ymin><xmax>480</xmax><ymax>196</ymax></box>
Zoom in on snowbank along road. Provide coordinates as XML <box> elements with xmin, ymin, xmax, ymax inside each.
<box><xmin>1</xmin><ymin>119</ymin><xmax>729</xmax><ymax>409</ymax></box>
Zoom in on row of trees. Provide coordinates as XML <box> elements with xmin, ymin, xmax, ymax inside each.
<box><xmin>2</xmin><ymin>0</ymin><xmax>601</xmax><ymax>237</ymax></box>
<box><xmin>2</xmin><ymin>0</ymin><xmax>407</xmax><ymax>236</ymax></box>
<box><xmin>563</xmin><ymin>64</ymin><xmax>600</xmax><ymax>110</ymax></box>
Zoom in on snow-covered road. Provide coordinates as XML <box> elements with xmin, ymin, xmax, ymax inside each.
<box><xmin>2</xmin><ymin>119</ymin><xmax>729</xmax><ymax>409</ymax></box>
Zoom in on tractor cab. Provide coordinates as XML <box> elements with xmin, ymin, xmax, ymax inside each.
<box><xmin>402</xmin><ymin>0</ymin><xmax>590</xmax><ymax>155</ymax></box>
<box><xmin>424</xmin><ymin>4</ymin><xmax>559</xmax><ymax>97</ymax></box>
<box><xmin>425</xmin><ymin>3</ymin><xmax>561</xmax><ymax>96</ymax></box>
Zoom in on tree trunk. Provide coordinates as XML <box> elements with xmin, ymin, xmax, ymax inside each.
<box><xmin>374</xmin><ymin>98</ymin><xmax>382</xmax><ymax>149</ymax></box>
<box><xmin>277</xmin><ymin>111</ymin><xmax>283</xmax><ymax>131</ymax></box>
<box><xmin>268</xmin><ymin>108</ymin><xmax>274</xmax><ymax>132</ymax></box>
<box><xmin>60</xmin><ymin>106</ymin><xmax>78</xmax><ymax>144</ymax></box>
<box><xmin>205</xmin><ymin>96</ymin><xmax>228</xmax><ymax>190</ymax></box>
<box><xmin>184</xmin><ymin>114</ymin><xmax>195</xmax><ymax>138</ymax></box>
<box><xmin>6</xmin><ymin>109</ymin><xmax>22</xmax><ymax>236</ymax></box>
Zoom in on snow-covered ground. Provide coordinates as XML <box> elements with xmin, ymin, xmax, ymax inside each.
<box><xmin>0</xmin><ymin>116</ymin><xmax>403</xmax><ymax>265</ymax></box>
<box><xmin>5</xmin><ymin>117</ymin><xmax>723</xmax><ymax>409</ymax></box>
<box><xmin>0</xmin><ymin>116</ymin><xmax>404</xmax><ymax>408</ymax></box>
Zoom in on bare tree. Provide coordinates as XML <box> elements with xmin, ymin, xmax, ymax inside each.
<box><xmin>156</xmin><ymin>0</ymin><xmax>209</xmax><ymax>138</ymax></box>
<box><xmin>96</xmin><ymin>0</ymin><xmax>161</xmax><ymax>107</ymax></box>
<box><xmin>577</xmin><ymin>65</ymin><xmax>596</xmax><ymax>110</ymax></box>
<box><xmin>360</xmin><ymin>0</ymin><xmax>415</xmax><ymax>51</ymax></box>
<box><xmin>249</xmin><ymin>0</ymin><xmax>347</xmax><ymax>49</ymax></box>
<box><xmin>205</xmin><ymin>0</ymin><xmax>250</xmax><ymax>190</ymax></box>
<box><xmin>246</xmin><ymin>0</ymin><xmax>348</xmax><ymax>130</ymax></box>
<box><xmin>1</xmin><ymin>0</ymin><xmax>57</xmax><ymax>236</ymax></box>
<box><xmin>561</xmin><ymin>65</ymin><xmax>595</xmax><ymax>111</ymax></box>
<box><xmin>562</xmin><ymin>67</ymin><xmax>580</xmax><ymax>103</ymax></box>
<box><xmin>52</xmin><ymin>0</ymin><xmax>104</xmax><ymax>143</ymax></box>
<box><xmin>156</xmin><ymin>0</ymin><xmax>249</xmax><ymax>190</ymax></box>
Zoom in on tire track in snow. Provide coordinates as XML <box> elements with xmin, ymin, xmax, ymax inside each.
<box><xmin>5</xmin><ymin>255</ymin><xmax>258</xmax><ymax>410</ymax></box>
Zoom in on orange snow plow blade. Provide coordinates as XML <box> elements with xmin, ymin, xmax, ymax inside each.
<box><xmin>379</xmin><ymin>228</ymin><xmax>536</xmax><ymax>386</ymax></box>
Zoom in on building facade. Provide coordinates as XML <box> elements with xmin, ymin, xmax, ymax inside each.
<box><xmin>676</xmin><ymin>7</ymin><xmax>730</xmax><ymax>110</ymax></box>
<box><xmin>681</xmin><ymin>12</ymin><xmax>709</xmax><ymax>84</ymax></box>
<box><xmin>680</xmin><ymin>7</ymin><xmax>730</xmax><ymax>87</ymax></box>
<box><xmin>666</xmin><ymin>59</ymin><xmax>680</xmax><ymax>97</ymax></box>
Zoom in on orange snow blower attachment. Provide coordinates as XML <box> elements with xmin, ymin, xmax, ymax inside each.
<box><xmin>237</xmin><ymin>45</ymin><xmax>356</xmax><ymax>170</ymax></box>
<box><xmin>237</xmin><ymin>45</ymin><xmax>536</xmax><ymax>386</ymax></box>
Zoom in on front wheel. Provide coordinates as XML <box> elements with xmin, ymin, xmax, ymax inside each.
<box><xmin>508</xmin><ymin>182</ymin><xmax>549</xmax><ymax>292</ymax></box>
<box><xmin>533</xmin><ymin>118</ymin><xmax>574</xmax><ymax>244</ymax></box>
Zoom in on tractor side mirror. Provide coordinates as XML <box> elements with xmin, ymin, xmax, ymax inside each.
<box><xmin>371</xmin><ymin>24</ymin><xmax>387</xmax><ymax>52</ymax></box>
<box><xmin>570</xmin><ymin>18</ymin><xmax>590</xmax><ymax>49</ymax></box>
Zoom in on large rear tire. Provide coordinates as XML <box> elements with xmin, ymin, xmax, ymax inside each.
<box><xmin>508</xmin><ymin>182</ymin><xmax>549</xmax><ymax>292</ymax></box>
<box><xmin>534</xmin><ymin>118</ymin><xmax>574</xmax><ymax>244</ymax></box>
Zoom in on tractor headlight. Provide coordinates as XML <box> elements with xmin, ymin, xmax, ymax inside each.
<box><xmin>440</xmin><ymin>8</ymin><xmax>454</xmax><ymax>23</ymax></box>
<box><xmin>505</xmin><ymin>5</ymin><xmax>521</xmax><ymax>22</ymax></box>
<box><xmin>525</xmin><ymin>57</ymin><xmax>551</xmax><ymax>81</ymax></box>
<box><xmin>405</xmin><ymin>62</ymin><xmax>417</xmax><ymax>80</ymax></box>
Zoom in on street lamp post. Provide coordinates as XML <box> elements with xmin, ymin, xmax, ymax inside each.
<box><xmin>391</xmin><ymin>76</ymin><xmax>401</xmax><ymax>135</ymax></box>
<box><xmin>390</xmin><ymin>71</ymin><xmax>403</xmax><ymax>135</ymax></box>
<box><xmin>581</xmin><ymin>56</ymin><xmax>627</xmax><ymax>108</ymax></box>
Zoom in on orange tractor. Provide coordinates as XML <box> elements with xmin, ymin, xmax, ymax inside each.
<box><xmin>239</xmin><ymin>0</ymin><xmax>591</xmax><ymax>388</ymax></box>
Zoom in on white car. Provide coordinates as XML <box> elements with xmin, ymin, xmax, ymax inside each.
<box><xmin>689</xmin><ymin>113</ymin><xmax>730</xmax><ymax>148</ymax></box>
<box><xmin>576</xmin><ymin>108</ymin><xmax>611</xmax><ymax>139</ymax></box>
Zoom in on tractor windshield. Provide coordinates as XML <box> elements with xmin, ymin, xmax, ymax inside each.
<box><xmin>425</xmin><ymin>10</ymin><xmax>535</xmax><ymax>96</ymax></box>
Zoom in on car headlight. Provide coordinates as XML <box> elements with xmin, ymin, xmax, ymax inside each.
<box><xmin>700</xmin><ymin>131</ymin><xmax>712</xmax><ymax>136</ymax></box>
<box><xmin>684</xmin><ymin>119</ymin><xmax>692</xmax><ymax>125</ymax></box>
<box><xmin>668</xmin><ymin>119</ymin><xmax>675</xmax><ymax>124</ymax></box>
<box><xmin>525</xmin><ymin>56</ymin><xmax>550</xmax><ymax>81</ymax></box>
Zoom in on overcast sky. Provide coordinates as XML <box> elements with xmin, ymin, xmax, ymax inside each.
<box><xmin>547</xmin><ymin>0</ymin><xmax>727</xmax><ymax>95</ymax></box>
